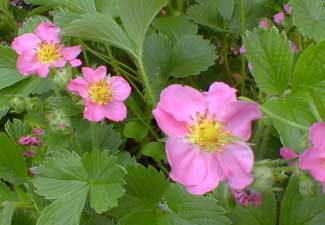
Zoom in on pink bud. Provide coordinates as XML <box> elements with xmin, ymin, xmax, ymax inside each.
<box><xmin>273</xmin><ymin>12</ymin><xmax>285</xmax><ymax>25</ymax></box>
<box><xmin>239</xmin><ymin>46</ymin><xmax>246</xmax><ymax>55</ymax></box>
<box><xmin>23</xmin><ymin>150</ymin><xmax>35</xmax><ymax>158</ymax></box>
<box><xmin>18</xmin><ymin>135</ymin><xmax>41</xmax><ymax>146</ymax></box>
<box><xmin>259</xmin><ymin>19</ymin><xmax>270</xmax><ymax>29</ymax></box>
<box><xmin>32</xmin><ymin>127</ymin><xmax>44</xmax><ymax>136</ymax></box>
<box><xmin>249</xmin><ymin>192</ymin><xmax>262</xmax><ymax>208</ymax></box>
<box><xmin>290</xmin><ymin>41</ymin><xmax>299</xmax><ymax>53</ymax></box>
<box><xmin>283</xmin><ymin>4</ymin><xmax>292</xmax><ymax>14</ymax></box>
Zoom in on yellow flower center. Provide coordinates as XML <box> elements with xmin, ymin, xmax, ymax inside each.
<box><xmin>88</xmin><ymin>80</ymin><xmax>113</xmax><ymax>105</ymax></box>
<box><xmin>187</xmin><ymin>110</ymin><xmax>232</xmax><ymax>153</ymax></box>
<box><xmin>36</xmin><ymin>42</ymin><xmax>61</xmax><ymax>64</ymax></box>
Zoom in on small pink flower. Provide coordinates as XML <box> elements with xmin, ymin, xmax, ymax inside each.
<box><xmin>283</xmin><ymin>4</ymin><xmax>292</xmax><ymax>14</ymax></box>
<box><xmin>290</xmin><ymin>41</ymin><xmax>299</xmax><ymax>53</ymax></box>
<box><xmin>32</xmin><ymin>127</ymin><xmax>44</xmax><ymax>136</ymax></box>
<box><xmin>280</xmin><ymin>147</ymin><xmax>298</xmax><ymax>166</ymax></box>
<box><xmin>18</xmin><ymin>135</ymin><xmax>41</xmax><ymax>146</ymax></box>
<box><xmin>273</xmin><ymin>12</ymin><xmax>285</xmax><ymax>25</ymax></box>
<box><xmin>12</xmin><ymin>22</ymin><xmax>82</xmax><ymax>78</ymax></box>
<box><xmin>239</xmin><ymin>46</ymin><xmax>246</xmax><ymax>55</ymax></box>
<box><xmin>23</xmin><ymin>150</ymin><xmax>35</xmax><ymax>158</ymax></box>
<box><xmin>259</xmin><ymin>19</ymin><xmax>270</xmax><ymax>29</ymax></box>
<box><xmin>300</xmin><ymin>123</ymin><xmax>325</xmax><ymax>191</ymax></box>
<box><xmin>67</xmin><ymin>66</ymin><xmax>131</xmax><ymax>122</ymax></box>
<box><xmin>153</xmin><ymin>82</ymin><xmax>262</xmax><ymax>195</ymax></box>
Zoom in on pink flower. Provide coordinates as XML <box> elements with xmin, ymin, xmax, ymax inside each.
<box><xmin>152</xmin><ymin>82</ymin><xmax>262</xmax><ymax>195</ymax></box>
<box><xmin>32</xmin><ymin>127</ymin><xmax>44</xmax><ymax>136</ymax></box>
<box><xmin>12</xmin><ymin>22</ymin><xmax>82</xmax><ymax>78</ymax></box>
<box><xmin>231</xmin><ymin>189</ymin><xmax>262</xmax><ymax>207</ymax></box>
<box><xmin>283</xmin><ymin>4</ymin><xmax>292</xmax><ymax>14</ymax></box>
<box><xmin>239</xmin><ymin>46</ymin><xmax>246</xmax><ymax>55</ymax></box>
<box><xmin>23</xmin><ymin>150</ymin><xmax>35</xmax><ymax>158</ymax></box>
<box><xmin>67</xmin><ymin>66</ymin><xmax>131</xmax><ymax>122</ymax></box>
<box><xmin>300</xmin><ymin>123</ymin><xmax>325</xmax><ymax>191</ymax></box>
<box><xmin>18</xmin><ymin>135</ymin><xmax>41</xmax><ymax>146</ymax></box>
<box><xmin>280</xmin><ymin>147</ymin><xmax>298</xmax><ymax>166</ymax></box>
<box><xmin>259</xmin><ymin>19</ymin><xmax>270</xmax><ymax>29</ymax></box>
<box><xmin>290</xmin><ymin>41</ymin><xmax>299</xmax><ymax>53</ymax></box>
<box><xmin>273</xmin><ymin>12</ymin><xmax>285</xmax><ymax>25</ymax></box>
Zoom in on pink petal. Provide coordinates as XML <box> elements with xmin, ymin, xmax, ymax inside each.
<box><xmin>218</xmin><ymin>142</ymin><xmax>255</xmax><ymax>190</ymax></box>
<box><xmin>220</xmin><ymin>101</ymin><xmax>262</xmax><ymax>141</ymax></box>
<box><xmin>67</xmin><ymin>77</ymin><xmax>89</xmax><ymax>99</ymax></box>
<box><xmin>54</xmin><ymin>58</ymin><xmax>66</xmax><ymax>67</ymax></box>
<box><xmin>273</xmin><ymin>12</ymin><xmax>285</xmax><ymax>25</ymax></box>
<box><xmin>300</xmin><ymin>147</ymin><xmax>325</xmax><ymax>182</ymax></box>
<box><xmin>284</xmin><ymin>4</ymin><xmax>292</xmax><ymax>14</ymax></box>
<box><xmin>160</xmin><ymin>84</ymin><xmax>204</xmax><ymax>124</ymax></box>
<box><xmin>280</xmin><ymin>147</ymin><xmax>298</xmax><ymax>166</ymax></box>
<box><xmin>152</xmin><ymin>104</ymin><xmax>188</xmax><ymax>137</ymax></box>
<box><xmin>61</xmin><ymin>45</ymin><xmax>81</xmax><ymax>60</ymax></box>
<box><xmin>82</xmin><ymin>66</ymin><xmax>107</xmax><ymax>83</ymax></box>
<box><xmin>16</xmin><ymin>50</ymin><xmax>40</xmax><ymax>76</ymax></box>
<box><xmin>83</xmin><ymin>100</ymin><xmax>107</xmax><ymax>122</ymax></box>
<box><xmin>166</xmin><ymin>137</ymin><xmax>208</xmax><ymax>186</ymax></box>
<box><xmin>110</xmin><ymin>76</ymin><xmax>131</xmax><ymax>101</ymax></box>
<box><xmin>70</xmin><ymin>59</ymin><xmax>82</xmax><ymax>67</ymax></box>
<box><xmin>310</xmin><ymin>122</ymin><xmax>325</xmax><ymax>147</ymax></box>
<box><xmin>35</xmin><ymin>22</ymin><xmax>61</xmax><ymax>44</ymax></box>
<box><xmin>104</xmin><ymin>101</ymin><xmax>127</xmax><ymax>122</ymax></box>
<box><xmin>37</xmin><ymin>64</ymin><xmax>50</xmax><ymax>78</ymax></box>
<box><xmin>259</xmin><ymin>20</ymin><xmax>270</xmax><ymax>29</ymax></box>
<box><xmin>204</xmin><ymin>82</ymin><xmax>237</xmax><ymax>116</ymax></box>
<box><xmin>12</xmin><ymin>33</ymin><xmax>40</xmax><ymax>55</ymax></box>
<box><xmin>185</xmin><ymin>154</ymin><xmax>224</xmax><ymax>195</ymax></box>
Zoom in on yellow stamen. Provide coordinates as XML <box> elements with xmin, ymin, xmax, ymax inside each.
<box><xmin>36</xmin><ymin>42</ymin><xmax>61</xmax><ymax>64</ymax></box>
<box><xmin>88</xmin><ymin>80</ymin><xmax>113</xmax><ymax>105</ymax></box>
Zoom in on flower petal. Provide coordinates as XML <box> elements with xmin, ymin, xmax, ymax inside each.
<box><xmin>152</xmin><ymin>104</ymin><xmax>188</xmax><ymax>137</ymax></box>
<box><xmin>37</xmin><ymin>64</ymin><xmax>50</xmax><ymax>78</ymax></box>
<box><xmin>61</xmin><ymin>45</ymin><xmax>81</xmax><ymax>60</ymax></box>
<box><xmin>67</xmin><ymin>77</ymin><xmax>89</xmax><ymax>99</ymax></box>
<box><xmin>166</xmin><ymin>137</ymin><xmax>208</xmax><ymax>186</ymax></box>
<box><xmin>16</xmin><ymin>50</ymin><xmax>40</xmax><ymax>76</ymax></box>
<box><xmin>160</xmin><ymin>84</ymin><xmax>204</xmax><ymax>124</ymax></box>
<box><xmin>83</xmin><ymin>100</ymin><xmax>107</xmax><ymax>122</ymax></box>
<box><xmin>82</xmin><ymin>66</ymin><xmax>107</xmax><ymax>83</ymax></box>
<box><xmin>70</xmin><ymin>59</ymin><xmax>82</xmax><ymax>67</ymax></box>
<box><xmin>110</xmin><ymin>76</ymin><xmax>131</xmax><ymax>101</ymax></box>
<box><xmin>223</xmin><ymin>142</ymin><xmax>254</xmax><ymax>173</ymax></box>
<box><xmin>104</xmin><ymin>101</ymin><xmax>127</xmax><ymax>122</ymax></box>
<box><xmin>220</xmin><ymin>101</ymin><xmax>262</xmax><ymax>141</ymax></box>
<box><xmin>310</xmin><ymin>122</ymin><xmax>325</xmax><ymax>147</ymax></box>
<box><xmin>35</xmin><ymin>22</ymin><xmax>61</xmax><ymax>44</ymax></box>
<box><xmin>12</xmin><ymin>33</ymin><xmax>40</xmax><ymax>55</ymax></box>
<box><xmin>54</xmin><ymin>58</ymin><xmax>66</xmax><ymax>67</ymax></box>
<box><xmin>300</xmin><ymin>147</ymin><xmax>325</xmax><ymax>182</ymax></box>
<box><xmin>204</xmin><ymin>82</ymin><xmax>237</xmax><ymax>116</ymax></box>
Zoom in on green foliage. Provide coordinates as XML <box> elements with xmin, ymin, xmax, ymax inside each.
<box><xmin>18</xmin><ymin>16</ymin><xmax>49</xmax><ymax>35</ymax></box>
<box><xmin>244</xmin><ymin>27</ymin><xmax>293</xmax><ymax>95</ymax></box>
<box><xmin>33</xmin><ymin>150</ymin><xmax>126</xmax><ymax>225</ymax></box>
<box><xmin>112</xmin><ymin>165</ymin><xmax>231</xmax><ymax>225</ymax></box>
<box><xmin>291</xmin><ymin>0</ymin><xmax>325</xmax><ymax>41</ymax></box>
<box><xmin>123</xmin><ymin>121</ymin><xmax>149</xmax><ymax>142</ymax></box>
<box><xmin>27</xmin><ymin>0</ymin><xmax>97</xmax><ymax>13</ymax></box>
<box><xmin>141</xmin><ymin>142</ymin><xmax>166</xmax><ymax>162</ymax></box>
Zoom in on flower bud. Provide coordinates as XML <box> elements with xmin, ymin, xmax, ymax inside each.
<box><xmin>48</xmin><ymin>109</ymin><xmax>72</xmax><ymax>134</ymax></box>
<box><xmin>10</xmin><ymin>96</ymin><xmax>26</xmax><ymax>113</ymax></box>
<box><xmin>251</xmin><ymin>165</ymin><xmax>273</xmax><ymax>192</ymax></box>
<box><xmin>298</xmin><ymin>173</ymin><xmax>320</xmax><ymax>197</ymax></box>
<box><xmin>26</xmin><ymin>97</ymin><xmax>42</xmax><ymax>112</ymax></box>
<box><xmin>53</xmin><ymin>68</ymin><xmax>72</xmax><ymax>89</ymax></box>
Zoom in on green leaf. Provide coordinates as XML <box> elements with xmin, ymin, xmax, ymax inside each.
<box><xmin>0</xmin><ymin>183</ymin><xmax>13</xmax><ymax>203</ymax></box>
<box><xmin>118</xmin><ymin>0</ymin><xmax>169</xmax><ymax>50</ymax></box>
<box><xmin>0</xmin><ymin>133</ymin><xmax>27</xmax><ymax>184</ymax></box>
<box><xmin>28</xmin><ymin>0</ymin><xmax>97</xmax><ymax>13</ymax></box>
<box><xmin>18</xmin><ymin>16</ymin><xmax>49</xmax><ymax>35</ymax></box>
<box><xmin>0</xmin><ymin>201</ymin><xmax>15</xmax><ymax>225</ymax></box>
<box><xmin>93</xmin><ymin>0</ymin><xmax>121</xmax><ymax>17</ymax></box>
<box><xmin>244</xmin><ymin>27</ymin><xmax>293</xmax><ymax>94</ymax></box>
<box><xmin>0</xmin><ymin>76</ymin><xmax>42</xmax><ymax>97</ymax></box>
<box><xmin>280</xmin><ymin>175</ymin><xmax>325</xmax><ymax>225</ymax></box>
<box><xmin>51</xmin><ymin>9</ymin><xmax>80</xmax><ymax>29</ymax></box>
<box><xmin>64</xmin><ymin>12</ymin><xmax>135</xmax><ymax>55</ymax></box>
<box><xmin>45</xmin><ymin>96</ymin><xmax>82</xmax><ymax>117</ymax></box>
<box><xmin>291</xmin><ymin>0</ymin><xmax>325</xmax><ymax>41</ymax></box>
<box><xmin>168</xmin><ymin>35</ymin><xmax>216</xmax><ymax>78</ymax></box>
<box><xmin>141</xmin><ymin>142</ymin><xmax>166</xmax><ymax>162</ymax></box>
<box><xmin>0</xmin><ymin>45</ymin><xmax>26</xmax><ymax>90</ymax></box>
<box><xmin>262</xmin><ymin>96</ymin><xmax>314</xmax><ymax>153</ymax></box>
<box><xmin>5</xmin><ymin>119</ymin><xmax>31</xmax><ymax>142</ymax></box>
<box><xmin>292</xmin><ymin>41</ymin><xmax>325</xmax><ymax>90</ymax></box>
<box><xmin>34</xmin><ymin>150</ymin><xmax>126</xmax><ymax>225</ymax></box>
<box><xmin>215</xmin><ymin>0</ymin><xmax>235</xmax><ymax>20</ymax></box>
<box><xmin>229</xmin><ymin>193</ymin><xmax>276</xmax><ymax>225</ymax></box>
<box><xmin>112</xmin><ymin>165</ymin><xmax>231</xmax><ymax>225</ymax></box>
<box><xmin>123</xmin><ymin>121</ymin><xmax>149</xmax><ymax>142</ymax></box>
<box><xmin>153</xmin><ymin>16</ymin><xmax>198</xmax><ymax>43</ymax></box>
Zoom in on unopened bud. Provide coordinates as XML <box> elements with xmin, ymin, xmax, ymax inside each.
<box><xmin>251</xmin><ymin>165</ymin><xmax>273</xmax><ymax>192</ymax></box>
<box><xmin>10</xmin><ymin>96</ymin><xmax>26</xmax><ymax>113</ymax></box>
<box><xmin>27</xmin><ymin>97</ymin><xmax>42</xmax><ymax>112</ymax></box>
<box><xmin>53</xmin><ymin>68</ymin><xmax>72</xmax><ymax>89</ymax></box>
<box><xmin>48</xmin><ymin>109</ymin><xmax>72</xmax><ymax>134</ymax></box>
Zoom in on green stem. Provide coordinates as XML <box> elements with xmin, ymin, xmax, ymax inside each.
<box><xmin>177</xmin><ymin>0</ymin><xmax>184</xmax><ymax>14</ymax></box>
<box><xmin>81</xmin><ymin>42</ymin><xmax>90</xmax><ymax>66</ymax></box>
<box><xmin>91</xmin><ymin>123</ymin><xmax>99</xmax><ymax>151</ymax></box>
<box><xmin>239</xmin><ymin>0</ymin><xmax>247</xmax><ymax>95</ymax></box>
<box><xmin>223</xmin><ymin>35</ymin><xmax>232</xmax><ymax>78</ymax></box>
<box><xmin>273</xmin><ymin>166</ymin><xmax>297</xmax><ymax>173</ymax></box>
<box><xmin>14</xmin><ymin>201</ymin><xmax>34</xmax><ymax>209</ymax></box>
<box><xmin>257</xmin><ymin>158</ymin><xmax>298</xmax><ymax>167</ymax></box>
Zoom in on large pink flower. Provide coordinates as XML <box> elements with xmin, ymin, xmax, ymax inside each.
<box><xmin>153</xmin><ymin>82</ymin><xmax>262</xmax><ymax>195</ymax></box>
<box><xmin>67</xmin><ymin>66</ymin><xmax>131</xmax><ymax>122</ymax></box>
<box><xmin>12</xmin><ymin>22</ymin><xmax>82</xmax><ymax>78</ymax></box>
<box><xmin>300</xmin><ymin>123</ymin><xmax>325</xmax><ymax>191</ymax></box>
